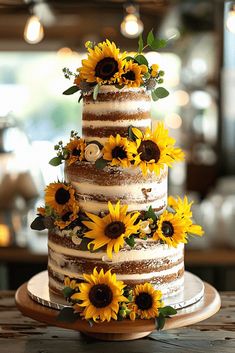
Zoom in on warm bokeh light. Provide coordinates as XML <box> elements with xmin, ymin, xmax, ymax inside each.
<box><xmin>173</xmin><ymin>90</ymin><xmax>190</xmax><ymax>106</ymax></box>
<box><xmin>165</xmin><ymin>113</ymin><xmax>182</xmax><ymax>129</ymax></box>
<box><xmin>0</xmin><ymin>225</ymin><xmax>11</xmax><ymax>247</ymax></box>
<box><xmin>120</xmin><ymin>14</ymin><xmax>143</xmax><ymax>38</ymax></box>
<box><xmin>57</xmin><ymin>47</ymin><xmax>73</xmax><ymax>58</ymax></box>
<box><xmin>24</xmin><ymin>15</ymin><xmax>44</xmax><ymax>44</ymax></box>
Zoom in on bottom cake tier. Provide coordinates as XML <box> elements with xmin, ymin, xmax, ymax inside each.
<box><xmin>47</xmin><ymin>231</ymin><xmax>184</xmax><ymax>298</ymax></box>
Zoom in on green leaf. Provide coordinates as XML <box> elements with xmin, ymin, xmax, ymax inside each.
<box><xmin>128</xmin><ymin>125</ymin><xmax>137</xmax><ymax>141</ymax></box>
<box><xmin>138</xmin><ymin>34</ymin><xmax>144</xmax><ymax>52</ymax></box>
<box><xmin>93</xmin><ymin>83</ymin><xmax>100</xmax><ymax>100</ymax></box>
<box><xmin>153</xmin><ymin>87</ymin><xmax>169</xmax><ymax>99</ymax></box>
<box><xmin>78</xmin><ymin>94</ymin><xmax>83</xmax><ymax>103</ymax></box>
<box><xmin>57</xmin><ymin>307</ymin><xmax>80</xmax><ymax>323</ymax></box>
<box><xmin>30</xmin><ymin>216</ymin><xmax>46</xmax><ymax>231</ymax></box>
<box><xmin>150</xmin><ymin>38</ymin><xmax>167</xmax><ymax>50</ymax></box>
<box><xmin>95</xmin><ymin>158</ymin><xmax>109</xmax><ymax>170</ymax></box>
<box><xmin>147</xmin><ymin>29</ymin><xmax>154</xmax><ymax>46</ymax></box>
<box><xmin>125</xmin><ymin>235</ymin><xmax>135</xmax><ymax>248</ymax></box>
<box><xmin>62</xmin><ymin>286</ymin><xmax>74</xmax><ymax>299</ymax></box>
<box><xmin>155</xmin><ymin>312</ymin><xmax>165</xmax><ymax>330</ymax></box>
<box><xmin>145</xmin><ymin>205</ymin><xmax>157</xmax><ymax>221</ymax></box>
<box><xmin>134</xmin><ymin>54</ymin><xmax>148</xmax><ymax>67</ymax></box>
<box><xmin>151</xmin><ymin>90</ymin><xmax>159</xmax><ymax>101</ymax></box>
<box><xmin>63</xmin><ymin>85</ymin><xmax>79</xmax><ymax>95</ymax></box>
<box><xmin>49</xmin><ymin>156</ymin><xmax>63</xmax><ymax>166</ymax></box>
<box><xmin>159</xmin><ymin>306</ymin><xmax>177</xmax><ymax>316</ymax></box>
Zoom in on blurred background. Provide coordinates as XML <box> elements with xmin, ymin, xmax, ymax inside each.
<box><xmin>0</xmin><ymin>0</ymin><xmax>234</xmax><ymax>292</ymax></box>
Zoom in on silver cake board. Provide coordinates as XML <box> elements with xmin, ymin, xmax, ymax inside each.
<box><xmin>27</xmin><ymin>270</ymin><xmax>204</xmax><ymax>311</ymax></box>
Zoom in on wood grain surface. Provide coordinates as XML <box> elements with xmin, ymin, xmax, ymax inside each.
<box><xmin>0</xmin><ymin>290</ymin><xmax>234</xmax><ymax>352</ymax></box>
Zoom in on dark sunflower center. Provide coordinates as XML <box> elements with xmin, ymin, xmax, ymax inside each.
<box><xmin>55</xmin><ymin>188</ymin><xmax>70</xmax><ymax>205</ymax></box>
<box><xmin>89</xmin><ymin>284</ymin><xmax>113</xmax><ymax>308</ymax></box>
<box><xmin>61</xmin><ymin>212</ymin><xmax>72</xmax><ymax>222</ymax></box>
<box><xmin>135</xmin><ymin>292</ymin><xmax>153</xmax><ymax>310</ymax></box>
<box><xmin>105</xmin><ymin>221</ymin><xmax>126</xmax><ymax>239</ymax></box>
<box><xmin>111</xmin><ymin>146</ymin><xmax>127</xmax><ymax>159</ymax></box>
<box><xmin>162</xmin><ymin>221</ymin><xmax>174</xmax><ymax>237</ymax></box>
<box><xmin>72</xmin><ymin>148</ymin><xmax>81</xmax><ymax>157</ymax></box>
<box><xmin>122</xmin><ymin>70</ymin><xmax>136</xmax><ymax>81</ymax></box>
<box><xmin>138</xmin><ymin>140</ymin><xmax>160</xmax><ymax>162</ymax></box>
<box><xmin>95</xmin><ymin>57</ymin><xmax>119</xmax><ymax>80</ymax></box>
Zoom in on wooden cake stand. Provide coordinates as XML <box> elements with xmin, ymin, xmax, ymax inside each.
<box><xmin>15</xmin><ymin>272</ymin><xmax>221</xmax><ymax>341</ymax></box>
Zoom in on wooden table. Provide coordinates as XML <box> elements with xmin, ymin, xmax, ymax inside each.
<box><xmin>0</xmin><ymin>291</ymin><xmax>234</xmax><ymax>353</ymax></box>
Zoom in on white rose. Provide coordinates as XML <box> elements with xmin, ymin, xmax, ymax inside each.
<box><xmin>84</xmin><ymin>143</ymin><xmax>103</xmax><ymax>162</ymax></box>
<box><xmin>139</xmin><ymin>220</ymin><xmax>151</xmax><ymax>234</ymax></box>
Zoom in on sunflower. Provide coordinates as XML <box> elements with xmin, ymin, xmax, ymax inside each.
<box><xmin>103</xmin><ymin>134</ymin><xmax>132</xmax><ymax>168</ymax></box>
<box><xmin>121</xmin><ymin>60</ymin><xmax>144</xmax><ymax>88</ymax></box>
<box><xmin>129</xmin><ymin>282</ymin><xmax>163</xmax><ymax>320</ymax></box>
<box><xmin>83</xmin><ymin>201</ymin><xmax>140</xmax><ymax>259</ymax></box>
<box><xmin>168</xmin><ymin>195</ymin><xmax>204</xmax><ymax>237</ymax></box>
<box><xmin>44</xmin><ymin>182</ymin><xmax>76</xmax><ymax>215</ymax></box>
<box><xmin>70</xmin><ymin>268</ymin><xmax>127</xmax><ymax>322</ymax></box>
<box><xmin>65</xmin><ymin>138</ymin><xmax>86</xmax><ymax>166</ymax></box>
<box><xmin>80</xmin><ymin>40</ymin><xmax>124</xmax><ymax>84</ymax></box>
<box><xmin>128</xmin><ymin>123</ymin><xmax>184</xmax><ymax>177</ymax></box>
<box><xmin>54</xmin><ymin>205</ymin><xmax>79</xmax><ymax>229</ymax></box>
<box><xmin>153</xmin><ymin>210</ymin><xmax>188</xmax><ymax>247</ymax></box>
<box><xmin>64</xmin><ymin>276</ymin><xmax>80</xmax><ymax>291</ymax></box>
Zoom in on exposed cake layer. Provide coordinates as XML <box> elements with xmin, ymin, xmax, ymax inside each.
<box><xmin>65</xmin><ymin>162</ymin><xmax>168</xmax><ymax>214</ymax></box>
<box><xmin>48</xmin><ymin>231</ymin><xmax>184</xmax><ymax>297</ymax></box>
<box><xmin>82</xmin><ymin>85</ymin><xmax>151</xmax><ymax>143</ymax></box>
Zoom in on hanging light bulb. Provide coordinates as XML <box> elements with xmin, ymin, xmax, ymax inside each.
<box><xmin>226</xmin><ymin>3</ymin><xmax>235</xmax><ymax>34</ymax></box>
<box><xmin>24</xmin><ymin>15</ymin><xmax>44</xmax><ymax>44</ymax></box>
<box><xmin>120</xmin><ymin>2</ymin><xmax>144</xmax><ymax>38</ymax></box>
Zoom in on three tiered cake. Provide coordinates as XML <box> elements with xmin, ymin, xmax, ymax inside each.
<box><xmin>32</xmin><ymin>37</ymin><xmax>203</xmax><ymax>324</ymax></box>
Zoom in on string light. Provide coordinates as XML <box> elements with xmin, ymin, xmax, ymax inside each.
<box><xmin>24</xmin><ymin>15</ymin><xmax>44</xmax><ymax>44</ymax></box>
<box><xmin>120</xmin><ymin>2</ymin><xmax>143</xmax><ymax>38</ymax></box>
<box><xmin>226</xmin><ymin>3</ymin><xmax>235</xmax><ymax>34</ymax></box>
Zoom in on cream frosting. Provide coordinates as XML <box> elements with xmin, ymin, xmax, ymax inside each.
<box><xmin>83</xmin><ymin>101</ymin><xmax>151</xmax><ymax>115</ymax></box>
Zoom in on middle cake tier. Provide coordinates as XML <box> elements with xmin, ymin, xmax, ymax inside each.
<box><xmin>65</xmin><ymin>162</ymin><xmax>168</xmax><ymax>214</ymax></box>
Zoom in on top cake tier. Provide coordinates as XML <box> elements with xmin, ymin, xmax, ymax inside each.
<box><xmin>82</xmin><ymin>85</ymin><xmax>152</xmax><ymax>144</ymax></box>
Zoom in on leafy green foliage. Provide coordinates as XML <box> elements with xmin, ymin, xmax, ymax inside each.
<box><xmin>138</xmin><ymin>34</ymin><xmax>144</xmax><ymax>52</ymax></box>
<box><xmin>150</xmin><ymin>38</ymin><xmax>167</xmax><ymax>50</ymax></box>
<box><xmin>49</xmin><ymin>156</ymin><xmax>63</xmax><ymax>166</ymax></box>
<box><xmin>151</xmin><ymin>87</ymin><xmax>169</xmax><ymax>101</ymax></box>
<box><xmin>147</xmin><ymin>30</ymin><xmax>154</xmax><ymax>46</ymax></box>
<box><xmin>128</xmin><ymin>125</ymin><xmax>137</xmax><ymax>141</ymax></box>
<box><xmin>155</xmin><ymin>312</ymin><xmax>166</xmax><ymax>330</ymax></box>
<box><xmin>125</xmin><ymin>235</ymin><xmax>135</xmax><ymax>248</ymax></box>
<box><xmin>62</xmin><ymin>286</ymin><xmax>74</xmax><ymax>299</ymax></box>
<box><xmin>30</xmin><ymin>216</ymin><xmax>46</xmax><ymax>231</ymax></box>
<box><xmin>134</xmin><ymin>54</ymin><xmax>148</xmax><ymax>67</ymax></box>
<box><xmin>57</xmin><ymin>307</ymin><xmax>80</xmax><ymax>323</ymax></box>
<box><xmin>159</xmin><ymin>306</ymin><xmax>177</xmax><ymax>316</ymax></box>
<box><xmin>145</xmin><ymin>206</ymin><xmax>157</xmax><ymax>221</ymax></box>
<box><xmin>63</xmin><ymin>85</ymin><xmax>79</xmax><ymax>95</ymax></box>
<box><xmin>95</xmin><ymin>158</ymin><xmax>109</xmax><ymax>169</ymax></box>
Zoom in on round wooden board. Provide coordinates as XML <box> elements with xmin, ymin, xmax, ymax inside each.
<box><xmin>15</xmin><ymin>280</ymin><xmax>221</xmax><ymax>341</ymax></box>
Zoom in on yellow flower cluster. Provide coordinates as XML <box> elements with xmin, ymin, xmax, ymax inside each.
<box><xmin>37</xmin><ymin>181</ymin><xmax>79</xmax><ymax>229</ymax></box>
<box><xmin>75</xmin><ymin>39</ymin><xmax>158</xmax><ymax>88</ymax></box>
<box><xmin>64</xmin><ymin>268</ymin><xmax>164</xmax><ymax>323</ymax></box>
<box><xmin>153</xmin><ymin>195</ymin><xmax>204</xmax><ymax>247</ymax></box>
<box><xmin>103</xmin><ymin>123</ymin><xmax>184</xmax><ymax>177</ymax></box>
